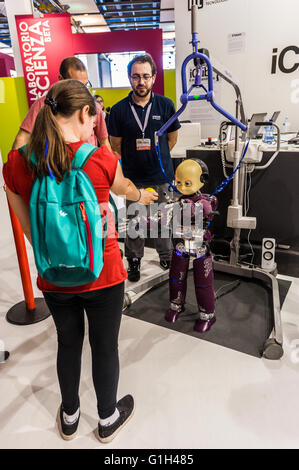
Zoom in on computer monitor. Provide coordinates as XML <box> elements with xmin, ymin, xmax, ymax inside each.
<box><xmin>248</xmin><ymin>113</ymin><xmax>267</xmax><ymax>139</ymax></box>
<box><xmin>270</xmin><ymin>111</ymin><xmax>280</xmax><ymax>122</ymax></box>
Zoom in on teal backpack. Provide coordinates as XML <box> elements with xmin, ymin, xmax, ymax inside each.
<box><xmin>20</xmin><ymin>142</ymin><xmax>117</xmax><ymax>287</ymax></box>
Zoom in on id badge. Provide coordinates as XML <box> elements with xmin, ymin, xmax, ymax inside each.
<box><xmin>136</xmin><ymin>138</ymin><xmax>151</xmax><ymax>151</ymax></box>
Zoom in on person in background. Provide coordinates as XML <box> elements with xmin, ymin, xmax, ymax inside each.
<box><xmin>108</xmin><ymin>53</ymin><xmax>180</xmax><ymax>282</ymax></box>
<box><xmin>94</xmin><ymin>94</ymin><xmax>105</xmax><ymax>117</ymax></box>
<box><xmin>12</xmin><ymin>57</ymin><xmax>111</xmax><ymax>151</ymax></box>
<box><xmin>3</xmin><ymin>79</ymin><xmax>158</xmax><ymax>443</ymax></box>
<box><xmin>105</xmin><ymin>106</ymin><xmax>111</xmax><ymax>129</ymax></box>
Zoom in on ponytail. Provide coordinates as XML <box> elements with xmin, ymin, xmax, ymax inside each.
<box><xmin>26</xmin><ymin>79</ymin><xmax>97</xmax><ymax>182</ymax></box>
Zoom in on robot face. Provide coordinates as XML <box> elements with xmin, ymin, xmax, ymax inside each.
<box><xmin>175</xmin><ymin>159</ymin><xmax>204</xmax><ymax>195</ymax></box>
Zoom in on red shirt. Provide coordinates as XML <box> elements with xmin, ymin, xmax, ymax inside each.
<box><xmin>3</xmin><ymin>142</ymin><xmax>127</xmax><ymax>293</ymax></box>
<box><xmin>20</xmin><ymin>97</ymin><xmax>108</xmax><ymax>147</ymax></box>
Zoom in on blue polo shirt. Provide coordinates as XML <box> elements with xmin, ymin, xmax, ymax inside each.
<box><xmin>108</xmin><ymin>91</ymin><xmax>181</xmax><ymax>187</ymax></box>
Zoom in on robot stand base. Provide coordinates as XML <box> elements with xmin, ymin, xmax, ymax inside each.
<box><xmin>213</xmin><ymin>260</ymin><xmax>283</xmax><ymax>360</ymax></box>
<box><xmin>124</xmin><ymin>271</ymin><xmax>170</xmax><ymax>309</ymax></box>
<box><xmin>6</xmin><ymin>298</ymin><xmax>51</xmax><ymax>326</ymax></box>
<box><xmin>123</xmin><ymin>261</ymin><xmax>283</xmax><ymax>360</ymax></box>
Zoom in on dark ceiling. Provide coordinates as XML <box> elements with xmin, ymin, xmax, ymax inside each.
<box><xmin>0</xmin><ymin>0</ymin><xmax>174</xmax><ymax>47</ymax></box>
<box><xmin>95</xmin><ymin>0</ymin><xmax>167</xmax><ymax>30</ymax></box>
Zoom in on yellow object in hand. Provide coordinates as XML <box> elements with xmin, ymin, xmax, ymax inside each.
<box><xmin>145</xmin><ymin>187</ymin><xmax>156</xmax><ymax>192</ymax></box>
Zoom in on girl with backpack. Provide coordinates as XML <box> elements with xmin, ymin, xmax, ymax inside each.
<box><xmin>3</xmin><ymin>79</ymin><xmax>158</xmax><ymax>443</ymax></box>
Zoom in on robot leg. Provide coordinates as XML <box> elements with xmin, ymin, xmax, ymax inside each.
<box><xmin>165</xmin><ymin>250</ymin><xmax>189</xmax><ymax>323</ymax></box>
<box><xmin>193</xmin><ymin>254</ymin><xmax>216</xmax><ymax>333</ymax></box>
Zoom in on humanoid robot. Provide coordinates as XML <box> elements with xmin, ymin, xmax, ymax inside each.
<box><xmin>165</xmin><ymin>158</ymin><xmax>218</xmax><ymax>333</ymax></box>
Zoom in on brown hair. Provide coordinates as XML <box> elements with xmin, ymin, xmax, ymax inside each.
<box><xmin>127</xmin><ymin>53</ymin><xmax>157</xmax><ymax>77</ymax></box>
<box><xmin>26</xmin><ymin>79</ymin><xmax>96</xmax><ymax>182</ymax></box>
<box><xmin>59</xmin><ymin>56</ymin><xmax>86</xmax><ymax>79</ymax></box>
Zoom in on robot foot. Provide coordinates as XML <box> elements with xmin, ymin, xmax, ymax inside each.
<box><xmin>194</xmin><ymin>316</ymin><xmax>216</xmax><ymax>333</ymax></box>
<box><xmin>165</xmin><ymin>307</ymin><xmax>184</xmax><ymax>323</ymax></box>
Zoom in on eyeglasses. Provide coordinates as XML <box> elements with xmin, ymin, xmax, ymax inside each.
<box><xmin>130</xmin><ymin>74</ymin><xmax>153</xmax><ymax>83</ymax></box>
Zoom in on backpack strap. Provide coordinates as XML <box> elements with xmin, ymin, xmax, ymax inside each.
<box><xmin>109</xmin><ymin>194</ymin><xmax>118</xmax><ymax>219</ymax></box>
<box><xmin>72</xmin><ymin>143</ymin><xmax>98</xmax><ymax>169</ymax></box>
<box><xmin>74</xmin><ymin>142</ymin><xmax>119</xmax><ymax>224</ymax></box>
<box><xmin>18</xmin><ymin>145</ymin><xmax>27</xmax><ymax>158</ymax></box>
<box><xmin>100</xmin><ymin>194</ymin><xmax>120</xmax><ymax>255</ymax></box>
<box><xmin>18</xmin><ymin>144</ymin><xmax>38</xmax><ymax>166</ymax></box>
<box><xmin>73</xmin><ymin>143</ymin><xmax>121</xmax><ymax>252</ymax></box>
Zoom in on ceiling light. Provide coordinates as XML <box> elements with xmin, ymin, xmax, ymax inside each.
<box><xmin>65</xmin><ymin>0</ymin><xmax>99</xmax><ymax>13</ymax></box>
<box><xmin>82</xmin><ymin>26</ymin><xmax>110</xmax><ymax>33</ymax></box>
<box><xmin>71</xmin><ymin>14</ymin><xmax>107</xmax><ymax>27</ymax></box>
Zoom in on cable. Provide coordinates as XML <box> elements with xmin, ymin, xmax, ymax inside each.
<box><xmin>184</xmin><ymin>278</ymin><xmax>241</xmax><ymax>312</ymax></box>
<box><xmin>210</xmin><ymin>139</ymin><xmax>250</xmax><ymax>197</ymax></box>
<box><xmin>213</xmin><ymin>253</ymin><xmax>229</xmax><ymax>261</ymax></box>
<box><xmin>155</xmin><ymin>141</ymin><xmax>181</xmax><ymax>194</ymax></box>
<box><xmin>214</xmin><ymin>279</ymin><xmax>241</xmax><ymax>301</ymax></box>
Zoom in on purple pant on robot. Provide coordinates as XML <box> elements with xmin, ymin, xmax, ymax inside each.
<box><xmin>165</xmin><ymin>250</ymin><xmax>216</xmax><ymax>333</ymax></box>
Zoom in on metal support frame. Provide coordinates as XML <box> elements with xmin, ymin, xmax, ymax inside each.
<box><xmin>123</xmin><ymin>271</ymin><xmax>170</xmax><ymax>309</ymax></box>
<box><xmin>218</xmin><ymin>115</ymin><xmax>283</xmax><ymax>359</ymax></box>
<box><xmin>213</xmin><ymin>260</ymin><xmax>283</xmax><ymax>359</ymax></box>
<box><xmin>123</xmin><ymin>4</ymin><xmax>284</xmax><ymax>360</ymax></box>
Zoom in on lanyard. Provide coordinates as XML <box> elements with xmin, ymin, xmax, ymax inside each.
<box><xmin>130</xmin><ymin>97</ymin><xmax>153</xmax><ymax>139</ymax></box>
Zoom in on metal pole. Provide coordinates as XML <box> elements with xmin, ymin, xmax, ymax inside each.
<box><xmin>5</xmin><ymin>199</ymin><xmax>50</xmax><ymax>325</ymax></box>
<box><xmin>230</xmin><ymin>100</ymin><xmax>241</xmax><ymax>265</ymax></box>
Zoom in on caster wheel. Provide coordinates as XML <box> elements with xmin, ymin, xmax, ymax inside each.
<box><xmin>263</xmin><ymin>339</ymin><xmax>283</xmax><ymax>360</ymax></box>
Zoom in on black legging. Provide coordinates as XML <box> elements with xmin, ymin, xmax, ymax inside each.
<box><xmin>43</xmin><ymin>282</ymin><xmax>124</xmax><ymax>419</ymax></box>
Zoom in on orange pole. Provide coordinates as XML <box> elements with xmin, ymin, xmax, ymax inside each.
<box><xmin>7</xmin><ymin>200</ymin><xmax>36</xmax><ymax>311</ymax></box>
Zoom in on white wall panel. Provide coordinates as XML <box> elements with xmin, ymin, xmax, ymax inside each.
<box><xmin>175</xmin><ymin>0</ymin><xmax>299</xmax><ymax>137</ymax></box>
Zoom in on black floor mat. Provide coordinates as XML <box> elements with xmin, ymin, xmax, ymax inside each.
<box><xmin>124</xmin><ymin>271</ymin><xmax>291</xmax><ymax>358</ymax></box>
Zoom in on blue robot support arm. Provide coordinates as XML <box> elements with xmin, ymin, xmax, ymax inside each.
<box><xmin>156</xmin><ymin>51</ymin><xmax>247</xmax><ymax>140</ymax></box>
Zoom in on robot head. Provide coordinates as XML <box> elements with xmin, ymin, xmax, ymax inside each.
<box><xmin>175</xmin><ymin>158</ymin><xmax>209</xmax><ymax>195</ymax></box>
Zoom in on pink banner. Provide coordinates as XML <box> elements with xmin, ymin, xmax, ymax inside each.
<box><xmin>15</xmin><ymin>13</ymin><xmax>73</xmax><ymax>107</ymax></box>
<box><xmin>15</xmin><ymin>13</ymin><xmax>164</xmax><ymax>107</ymax></box>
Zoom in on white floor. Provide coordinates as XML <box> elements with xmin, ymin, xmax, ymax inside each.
<box><xmin>1</xmin><ymin>187</ymin><xmax>299</xmax><ymax>450</ymax></box>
